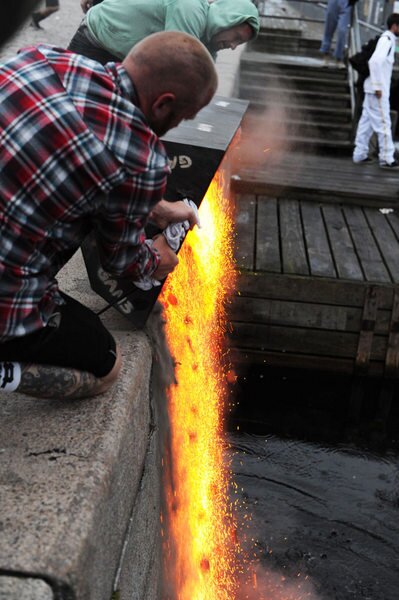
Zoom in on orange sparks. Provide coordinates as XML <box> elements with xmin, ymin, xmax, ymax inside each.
<box><xmin>160</xmin><ymin>168</ymin><xmax>238</xmax><ymax>599</ymax></box>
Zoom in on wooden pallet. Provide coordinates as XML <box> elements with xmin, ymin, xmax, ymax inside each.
<box><xmin>228</xmin><ymin>194</ymin><xmax>399</xmax><ymax>378</ymax></box>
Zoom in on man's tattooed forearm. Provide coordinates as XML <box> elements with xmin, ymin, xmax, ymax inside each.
<box><xmin>19</xmin><ymin>364</ymin><xmax>101</xmax><ymax>399</ymax></box>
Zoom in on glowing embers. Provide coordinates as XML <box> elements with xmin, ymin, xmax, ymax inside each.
<box><xmin>161</xmin><ymin>171</ymin><xmax>237</xmax><ymax>599</ymax></box>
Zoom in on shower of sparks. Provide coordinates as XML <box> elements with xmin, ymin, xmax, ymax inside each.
<box><xmin>160</xmin><ymin>167</ymin><xmax>238</xmax><ymax>599</ymax></box>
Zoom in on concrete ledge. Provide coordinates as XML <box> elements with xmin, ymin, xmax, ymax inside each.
<box><xmin>0</xmin><ymin>577</ymin><xmax>53</xmax><ymax>600</ymax></box>
<box><xmin>0</xmin><ymin>252</ymin><xmax>163</xmax><ymax>600</ymax></box>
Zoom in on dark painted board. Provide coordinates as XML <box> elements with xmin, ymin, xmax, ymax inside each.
<box><xmin>354</xmin><ymin>286</ymin><xmax>380</xmax><ymax>375</ymax></box>
<box><xmin>229</xmin><ymin>322</ymin><xmax>388</xmax><ymax>360</ymax></box>
<box><xmin>237</xmin><ymin>272</ymin><xmax>395</xmax><ymax>309</ymax></box>
<box><xmin>255</xmin><ymin>196</ymin><xmax>281</xmax><ymax>272</ymax></box>
<box><xmin>227</xmin><ymin>347</ymin><xmax>385</xmax><ymax>377</ymax></box>
<box><xmin>279</xmin><ymin>199</ymin><xmax>309</xmax><ymax>275</ymax></box>
<box><xmin>385</xmin><ymin>290</ymin><xmax>399</xmax><ymax>378</ymax></box>
<box><xmin>228</xmin><ymin>295</ymin><xmax>391</xmax><ymax>335</ymax></box>
<box><xmin>234</xmin><ymin>194</ymin><xmax>256</xmax><ymax>270</ymax></box>
<box><xmin>365</xmin><ymin>208</ymin><xmax>399</xmax><ymax>282</ymax></box>
<box><xmin>301</xmin><ymin>201</ymin><xmax>337</xmax><ymax>278</ymax></box>
<box><xmin>387</xmin><ymin>211</ymin><xmax>399</xmax><ymax>239</ymax></box>
<box><xmin>322</xmin><ymin>204</ymin><xmax>364</xmax><ymax>280</ymax></box>
<box><xmin>343</xmin><ymin>206</ymin><xmax>391</xmax><ymax>283</ymax></box>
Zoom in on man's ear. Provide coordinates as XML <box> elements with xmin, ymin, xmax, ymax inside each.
<box><xmin>151</xmin><ymin>92</ymin><xmax>177</xmax><ymax>119</ymax></box>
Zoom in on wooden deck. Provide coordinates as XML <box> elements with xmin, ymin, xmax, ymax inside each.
<box><xmin>227</xmin><ymin>12</ymin><xmax>399</xmax><ymax>380</ymax></box>
<box><xmin>228</xmin><ymin>193</ymin><xmax>399</xmax><ymax>378</ymax></box>
<box><xmin>232</xmin><ymin>151</ymin><xmax>399</xmax><ymax>207</ymax></box>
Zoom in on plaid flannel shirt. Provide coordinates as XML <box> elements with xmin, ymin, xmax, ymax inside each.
<box><xmin>0</xmin><ymin>44</ymin><xmax>170</xmax><ymax>340</ymax></box>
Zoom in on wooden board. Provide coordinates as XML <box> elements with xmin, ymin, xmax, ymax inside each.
<box><xmin>235</xmin><ymin>195</ymin><xmax>399</xmax><ymax>285</ymax></box>
<box><xmin>229</xmin><ymin>295</ymin><xmax>391</xmax><ymax>335</ymax></box>
<box><xmin>232</xmin><ymin>151</ymin><xmax>399</xmax><ymax>207</ymax></box>
<box><xmin>228</xmin><ymin>193</ymin><xmax>399</xmax><ymax>377</ymax></box>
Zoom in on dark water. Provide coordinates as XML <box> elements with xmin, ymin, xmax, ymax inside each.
<box><xmin>228</xmin><ymin>367</ymin><xmax>399</xmax><ymax>600</ymax></box>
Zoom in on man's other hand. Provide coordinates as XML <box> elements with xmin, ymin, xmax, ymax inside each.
<box><xmin>149</xmin><ymin>199</ymin><xmax>199</xmax><ymax>230</ymax></box>
<box><xmin>80</xmin><ymin>0</ymin><xmax>92</xmax><ymax>13</ymax></box>
<box><xmin>151</xmin><ymin>234</ymin><xmax>179</xmax><ymax>280</ymax></box>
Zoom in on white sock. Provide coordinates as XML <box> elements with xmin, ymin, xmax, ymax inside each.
<box><xmin>0</xmin><ymin>362</ymin><xmax>21</xmax><ymax>392</ymax></box>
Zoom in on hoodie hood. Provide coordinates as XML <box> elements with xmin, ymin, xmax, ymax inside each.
<box><xmin>205</xmin><ymin>0</ymin><xmax>260</xmax><ymax>42</ymax></box>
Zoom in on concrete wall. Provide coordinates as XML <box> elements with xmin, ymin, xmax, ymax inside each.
<box><xmin>0</xmin><ymin>251</ymin><xmax>164</xmax><ymax>600</ymax></box>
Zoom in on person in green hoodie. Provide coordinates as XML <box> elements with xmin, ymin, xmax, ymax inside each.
<box><xmin>69</xmin><ymin>0</ymin><xmax>260</xmax><ymax>64</ymax></box>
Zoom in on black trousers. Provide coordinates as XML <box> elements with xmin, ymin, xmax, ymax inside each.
<box><xmin>68</xmin><ymin>21</ymin><xmax>119</xmax><ymax>65</ymax></box>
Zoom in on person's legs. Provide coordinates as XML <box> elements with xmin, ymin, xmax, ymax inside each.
<box><xmin>0</xmin><ymin>293</ymin><xmax>122</xmax><ymax>399</ymax></box>
<box><xmin>353</xmin><ymin>95</ymin><xmax>374</xmax><ymax>162</ymax></box>
<box><xmin>320</xmin><ymin>0</ymin><xmax>339</xmax><ymax>55</ymax></box>
<box><xmin>68</xmin><ymin>20</ymin><xmax>120</xmax><ymax>64</ymax></box>
<box><xmin>333</xmin><ymin>0</ymin><xmax>352</xmax><ymax>61</ymax></box>
<box><xmin>32</xmin><ymin>0</ymin><xmax>59</xmax><ymax>28</ymax></box>
<box><xmin>366</xmin><ymin>94</ymin><xmax>396</xmax><ymax>165</ymax></box>
<box><xmin>2</xmin><ymin>351</ymin><xmax>121</xmax><ymax>399</ymax></box>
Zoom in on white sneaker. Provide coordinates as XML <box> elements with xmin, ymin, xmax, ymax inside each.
<box><xmin>322</xmin><ymin>54</ymin><xmax>331</xmax><ymax>67</ymax></box>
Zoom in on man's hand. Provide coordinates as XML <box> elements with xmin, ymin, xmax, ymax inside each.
<box><xmin>151</xmin><ymin>234</ymin><xmax>179</xmax><ymax>280</ymax></box>
<box><xmin>80</xmin><ymin>0</ymin><xmax>92</xmax><ymax>13</ymax></box>
<box><xmin>375</xmin><ymin>90</ymin><xmax>382</xmax><ymax>98</ymax></box>
<box><xmin>149</xmin><ymin>199</ymin><xmax>199</xmax><ymax>230</ymax></box>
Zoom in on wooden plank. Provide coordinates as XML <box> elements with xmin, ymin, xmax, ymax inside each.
<box><xmin>343</xmin><ymin>206</ymin><xmax>391</xmax><ymax>283</ymax></box>
<box><xmin>354</xmin><ymin>286</ymin><xmax>380</xmax><ymax>376</ymax></box>
<box><xmin>386</xmin><ymin>211</ymin><xmax>399</xmax><ymax>239</ymax></box>
<box><xmin>279</xmin><ymin>199</ymin><xmax>309</xmax><ymax>275</ymax></box>
<box><xmin>255</xmin><ymin>196</ymin><xmax>281</xmax><ymax>272</ymax></box>
<box><xmin>228</xmin><ymin>295</ymin><xmax>391</xmax><ymax>335</ymax></box>
<box><xmin>301</xmin><ymin>201</ymin><xmax>336</xmax><ymax>278</ymax></box>
<box><xmin>229</xmin><ymin>322</ymin><xmax>388</xmax><ymax>360</ymax></box>
<box><xmin>364</xmin><ymin>208</ymin><xmax>399</xmax><ymax>283</ymax></box>
<box><xmin>227</xmin><ymin>347</ymin><xmax>385</xmax><ymax>377</ymax></box>
<box><xmin>384</xmin><ymin>289</ymin><xmax>399</xmax><ymax>379</ymax></box>
<box><xmin>237</xmin><ymin>272</ymin><xmax>395</xmax><ymax>308</ymax></box>
<box><xmin>232</xmin><ymin>167</ymin><xmax>399</xmax><ymax>207</ymax></box>
<box><xmin>322</xmin><ymin>204</ymin><xmax>364</xmax><ymax>280</ymax></box>
<box><xmin>231</xmin><ymin>147</ymin><xmax>399</xmax><ymax>208</ymax></box>
<box><xmin>234</xmin><ymin>194</ymin><xmax>256</xmax><ymax>271</ymax></box>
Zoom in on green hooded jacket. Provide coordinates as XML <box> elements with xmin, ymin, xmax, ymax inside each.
<box><xmin>87</xmin><ymin>0</ymin><xmax>260</xmax><ymax>60</ymax></box>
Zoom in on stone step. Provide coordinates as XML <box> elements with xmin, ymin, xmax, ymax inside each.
<box><xmin>246</xmin><ymin>101</ymin><xmax>352</xmax><ymax>124</ymax></box>
<box><xmin>239</xmin><ymin>71</ymin><xmax>349</xmax><ymax>93</ymax></box>
<box><xmin>239</xmin><ymin>83</ymin><xmax>351</xmax><ymax>108</ymax></box>
<box><xmin>249</xmin><ymin>33</ymin><xmax>321</xmax><ymax>56</ymax></box>
<box><xmin>255</xmin><ymin>132</ymin><xmax>353</xmax><ymax>153</ymax></box>
<box><xmin>258</xmin><ymin>27</ymin><xmax>304</xmax><ymax>38</ymax></box>
<box><xmin>241</xmin><ymin>51</ymin><xmax>348</xmax><ymax>80</ymax></box>
<box><xmin>242</xmin><ymin>114</ymin><xmax>353</xmax><ymax>142</ymax></box>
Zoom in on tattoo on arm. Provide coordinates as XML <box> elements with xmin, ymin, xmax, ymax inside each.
<box><xmin>19</xmin><ymin>364</ymin><xmax>102</xmax><ymax>400</ymax></box>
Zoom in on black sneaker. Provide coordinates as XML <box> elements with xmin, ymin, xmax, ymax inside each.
<box><xmin>380</xmin><ymin>160</ymin><xmax>399</xmax><ymax>170</ymax></box>
<box><xmin>354</xmin><ymin>157</ymin><xmax>375</xmax><ymax>164</ymax></box>
<box><xmin>31</xmin><ymin>13</ymin><xmax>43</xmax><ymax>29</ymax></box>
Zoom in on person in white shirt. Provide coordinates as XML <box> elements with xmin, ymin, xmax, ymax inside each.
<box><xmin>353</xmin><ymin>13</ymin><xmax>399</xmax><ymax>169</ymax></box>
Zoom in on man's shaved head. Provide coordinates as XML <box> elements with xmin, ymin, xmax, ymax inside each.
<box><xmin>122</xmin><ymin>31</ymin><xmax>218</xmax><ymax>135</ymax></box>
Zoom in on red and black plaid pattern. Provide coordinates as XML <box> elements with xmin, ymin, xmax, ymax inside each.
<box><xmin>0</xmin><ymin>45</ymin><xmax>170</xmax><ymax>340</ymax></box>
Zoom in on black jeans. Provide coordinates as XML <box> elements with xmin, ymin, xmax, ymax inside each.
<box><xmin>68</xmin><ymin>21</ymin><xmax>119</xmax><ymax>65</ymax></box>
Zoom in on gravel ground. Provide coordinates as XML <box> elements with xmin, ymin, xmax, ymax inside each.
<box><xmin>1</xmin><ymin>0</ymin><xmax>82</xmax><ymax>61</ymax></box>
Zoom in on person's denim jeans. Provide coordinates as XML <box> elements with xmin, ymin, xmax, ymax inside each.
<box><xmin>320</xmin><ymin>0</ymin><xmax>352</xmax><ymax>61</ymax></box>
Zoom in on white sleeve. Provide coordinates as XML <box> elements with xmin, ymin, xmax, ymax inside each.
<box><xmin>368</xmin><ymin>36</ymin><xmax>393</xmax><ymax>92</ymax></box>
